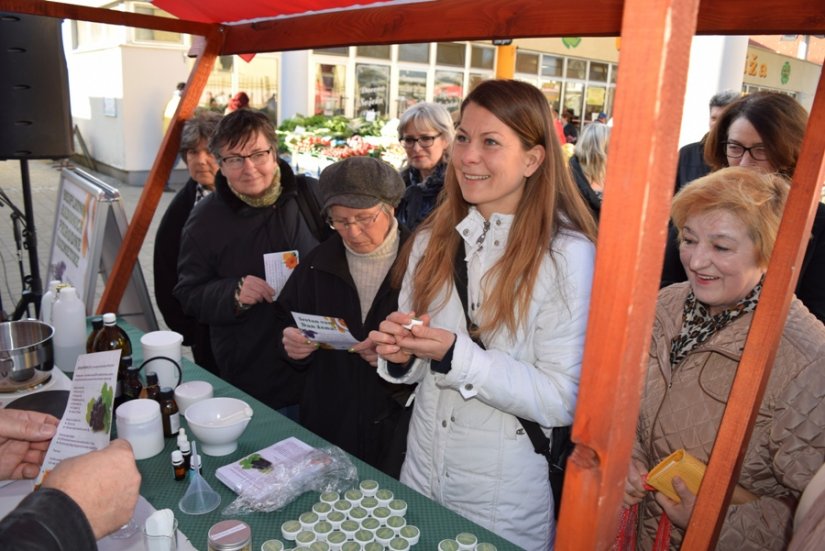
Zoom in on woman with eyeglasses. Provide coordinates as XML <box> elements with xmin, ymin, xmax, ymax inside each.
<box><xmin>370</xmin><ymin>80</ymin><xmax>597</xmax><ymax>549</ymax></box>
<box><xmin>174</xmin><ymin>109</ymin><xmax>322</xmax><ymax>418</ymax></box>
<box><xmin>273</xmin><ymin>156</ymin><xmax>414</xmax><ymax>477</ymax></box>
<box><xmin>396</xmin><ymin>102</ymin><xmax>455</xmax><ymax>231</ymax></box>
<box><xmin>661</xmin><ymin>91</ymin><xmax>824</xmax><ymax>324</ymax></box>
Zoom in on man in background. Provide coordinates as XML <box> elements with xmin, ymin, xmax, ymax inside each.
<box><xmin>674</xmin><ymin>89</ymin><xmax>740</xmax><ymax>192</ymax></box>
<box><xmin>154</xmin><ymin>110</ymin><xmax>222</xmax><ymax>374</ymax></box>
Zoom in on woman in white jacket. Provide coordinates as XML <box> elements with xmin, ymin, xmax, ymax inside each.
<box><xmin>370</xmin><ymin>80</ymin><xmax>597</xmax><ymax>550</ymax></box>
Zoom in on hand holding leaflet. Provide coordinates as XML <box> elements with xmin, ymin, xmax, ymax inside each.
<box><xmin>291</xmin><ymin>312</ymin><xmax>359</xmax><ymax>350</ymax></box>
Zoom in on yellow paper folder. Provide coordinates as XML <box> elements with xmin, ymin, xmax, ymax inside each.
<box><xmin>646</xmin><ymin>449</ymin><xmax>706</xmax><ymax>503</ymax></box>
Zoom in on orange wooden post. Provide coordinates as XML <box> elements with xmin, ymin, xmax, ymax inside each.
<box><xmin>495</xmin><ymin>44</ymin><xmax>516</xmax><ymax>79</ymax></box>
<box><xmin>554</xmin><ymin>0</ymin><xmax>701</xmax><ymax>548</ymax></box>
<box><xmin>96</xmin><ymin>27</ymin><xmax>223</xmax><ymax>314</ymax></box>
<box><xmin>681</xmin><ymin>62</ymin><xmax>825</xmax><ymax>551</ymax></box>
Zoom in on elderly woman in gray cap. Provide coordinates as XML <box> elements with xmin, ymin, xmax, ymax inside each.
<box><xmin>274</xmin><ymin>156</ymin><xmax>414</xmax><ymax>477</ymax></box>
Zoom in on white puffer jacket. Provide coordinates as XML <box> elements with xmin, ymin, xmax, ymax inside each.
<box><xmin>378</xmin><ymin>209</ymin><xmax>595</xmax><ymax>550</ymax></box>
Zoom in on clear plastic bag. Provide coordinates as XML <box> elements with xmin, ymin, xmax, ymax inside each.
<box><xmin>222</xmin><ymin>446</ymin><xmax>358</xmax><ymax>515</ymax></box>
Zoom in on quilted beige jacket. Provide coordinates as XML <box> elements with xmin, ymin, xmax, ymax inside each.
<box><xmin>633</xmin><ymin>282</ymin><xmax>825</xmax><ymax>550</ymax></box>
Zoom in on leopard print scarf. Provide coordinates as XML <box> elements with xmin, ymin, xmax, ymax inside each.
<box><xmin>669</xmin><ymin>280</ymin><xmax>763</xmax><ymax>366</ymax></box>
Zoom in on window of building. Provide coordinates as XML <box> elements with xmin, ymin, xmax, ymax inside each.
<box><xmin>356</xmin><ymin>45</ymin><xmax>391</xmax><ymax>59</ymax></box>
<box><xmin>132</xmin><ymin>3</ymin><xmax>182</xmax><ymax>43</ymax></box>
<box><xmin>468</xmin><ymin>73</ymin><xmax>488</xmax><ymax>94</ymax></box>
<box><xmin>315</xmin><ymin>63</ymin><xmax>347</xmax><ymax>115</ymax></box>
<box><xmin>314</xmin><ymin>47</ymin><xmax>349</xmax><ymax>56</ymax></box>
<box><xmin>434</xmin><ymin>70</ymin><xmax>464</xmax><ymax>112</ymax></box>
<box><xmin>541</xmin><ymin>55</ymin><xmax>563</xmax><ymax>78</ymax></box>
<box><xmin>562</xmin><ymin>81</ymin><xmax>584</xmax><ymax>120</ymax></box>
<box><xmin>610</xmin><ymin>63</ymin><xmax>618</xmax><ymax>84</ymax></box>
<box><xmin>589</xmin><ymin>62</ymin><xmax>608</xmax><ymax>82</ymax></box>
<box><xmin>541</xmin><ymin>81</ymin><xmax>562</xmax><ymax>114</ymax></box>
<box><xmin>516</xmin><ymin>52</ymin><xmax>540</xmax><ymax>75</ymax></box>
<box><xmin>436</xmin><ymin>43</ymin><xmax>466</xmax><ymax>67</ymax></box>
<box><xmin>566</xmin><ymin>59</ymin><xmax>587</xmax><ymax>80</ymax></box>
<box><xmin>471</xmin><ymin>46</ymin><xmax>495</xmax><ymax>70</ymax></box>
<box><xmin>398</xmin><ymin>69</ymin><xmax>428</xmax><ymax>111</ymax></box>
<box><xmin>72</xmin><ymin>20</ymin><xmax>119</xmax><ymax>49</ymax></box>
<box><xmin>398</xmin><ymin>43</ymin><xmax>430</xmax><ymax>63</ymax></box>
<box><xmin>584</xmin><ymin>85</ymin><xmax>607</xmax><ymax>122</ymax></box>
<box><xmin>355</xmin><ymin>63</ymin><xmax>391</xmax><ymax>117</ymax></box>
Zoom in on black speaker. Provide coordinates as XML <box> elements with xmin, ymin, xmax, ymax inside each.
<box><xmin>0</xmin><ymin>13</ymin><xmax>73</xmax><ymax>160</ymax></box>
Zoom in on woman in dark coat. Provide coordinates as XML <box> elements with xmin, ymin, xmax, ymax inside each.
<box><xmin>174</xmin><ymin>110</ymin><xmax>320</xmax><ymax>416</ymax></box>
<box><xmin>396</xmin><ymin>102</ymin><xmax>455</xmax><ymax>231</ymax></box>
<box><xmin>274</xmin><ymin>156</ymin><xmax>413</xmax><ymax>477</ymax></box>
<box><xmin>153</xmin><ymin>110</ymin><xmax>221</xmax><ymax>373</ymax></box>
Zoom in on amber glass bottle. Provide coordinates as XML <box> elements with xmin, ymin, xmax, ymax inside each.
<box><xmin>92</xmin><ymin>313</ymin><xmax>133</xmax><ymax>408</ymax></box>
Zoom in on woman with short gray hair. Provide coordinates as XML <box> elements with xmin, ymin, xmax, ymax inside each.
<box><xmin>396</xmin><ymin>102</ymin><xmax>455</xmax><ymax>230</ymax></box>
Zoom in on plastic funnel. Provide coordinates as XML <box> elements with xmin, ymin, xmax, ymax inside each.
<box><xmin>178</xmin><ymin>441</ymin><xmax>221</xmax><ymax>515</ymax></box>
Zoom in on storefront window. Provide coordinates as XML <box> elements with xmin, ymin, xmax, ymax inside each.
<box><xmin>584</xmin><ymin>85</ymin><xmax>607</xmax><ymax>122</ymax></box>
<box><xmin>566</xmin><ymin>59</ymin><xmax>587</xmax><ymax>80</ymax></box>
<box><xmin>471</xmin><ymin>46</ymin><xmax>495</xmax><ymax>70</ymax></box>
<box><xmin>541</xmin><ymin>55</ymin><xmax>563</xmax><ymax>78</ymax></box>
<box><xmin>356</xmin><ymin>45</ymin><xmax>391</xmax><ymax>59</ymax></box>
<box><xmin>468</xmin><ymin>73</ymin><xmax>488</xmax><ymax>93</ymax></box>
<box><xmin>434</xmin><ymin>70</ymin><xmax>464</xmax><ymax>112</ymax></box>
<box><xmin>436</xmin><ymin>43</ymin><xmax>466</xmax><ymax>67</ymax></box>
<box><xmin>315</xmin><ymin>63</ymin><xmax>347</xmax><ymax>116</ymax></box>
<box><xmin>589</xmin><ymin>62</ymin><xmax>608</xmax><ymax>82</ymax></box>
<box><xmin>516</xmin><ymin>52</ymin><xmax>540</xmax><ymax>75</ymax></box>
<box><xmin>314</xmin><ymin>47</ymin><xmax>349</xmax><ymax>56</ymax></box>
<box><xmin>541</xmin><ymin>81</ymin><xmax>562</xmax><ymax>114</ymax></box>
<box><xmin>562</xmin><ymin>81</ymin><xmax>584</xmax><ymax>122</ymax></box>
<box><xmin>399</xmin><ymin>43</ymin><xmax>430</xmax><ymax>63</ymax></box>
<box><xmin>610</xmin><ymin>63</ymin><xmax>618</xmax><ymax>84</ymax></box>
<box><xmin>398</xmin><ymin>69</ymin><xmax>428</xmax><ymax>111</ymax></box>
<box><xmin>355</xmin><ymin>63</ymin><xmax>391</xmax><ymax>117</ymax></box>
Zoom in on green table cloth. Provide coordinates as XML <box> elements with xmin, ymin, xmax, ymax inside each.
<box><xmin>121</xmin><ymin>324</ymin><xmax>520</xmax><ymax>550</ymax></box>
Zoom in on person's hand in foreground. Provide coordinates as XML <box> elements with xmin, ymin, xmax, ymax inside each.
<box><xmin>623</xmin><ymin>458</ymin><xmax>648</xmax><ymax>507</ymax></box>
<box><xmin>350</xmin><ymin>337</ymin><xmax>378</xmax><ymax>367</ymax></box>
<box><xmin>283</xmin><ymin>326</ymin><xmax>318</xmax><ymax>360</ymax></box>
<box><xmin>0</xmin><ymin>409</ymin><xmax>59</xmax><ymax>480</ymax></box>
<box><xmin>43</xmin><ymin>439</ymin><xmax>141</xmax><ymax>540</ymax></box>
<box><xmin>371</xmin><ymin>312</ymin><xmax>455</xmax><ymax>364</ymax></box>
<box><xmin>238</xmin><ymin>275</ymin><xmax>276</xmax><ymax>307</ymax></box>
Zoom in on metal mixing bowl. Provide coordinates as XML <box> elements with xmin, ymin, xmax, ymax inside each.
<box><xmin>0</xmin><ymin>320</ymin><xmax>55</xmax><ymax>383</ymax></box>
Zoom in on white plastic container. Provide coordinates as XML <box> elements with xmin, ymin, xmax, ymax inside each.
<box><xmin>115</xmin><ymin>399</ymin><xmax>164</xmax><ymax>460</ymax></box>
<box><xmin>51</xmin><ymin>286</ymin><xmax>86</xmax><ymax>373</ymax></box>
<box><xmin>140</xmin><ymin>330</ymin><xmax>183</xmax><ymax>389</ymax></box>
<box><xmin>39</xmin><ymin>280</ymin><xmax>61</xmax><ymax>324</ymax></box>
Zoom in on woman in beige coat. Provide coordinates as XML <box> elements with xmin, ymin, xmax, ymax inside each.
<box><xmin>624</xmin><ymin>167</ymin><xmax>825</xmax><ymax>550</ymax></box>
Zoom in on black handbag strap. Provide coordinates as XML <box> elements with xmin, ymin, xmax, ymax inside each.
<box><xmin>451</xmin><ymin>245</ymin><xmax>553</xmax><ymax>461</ymax></box>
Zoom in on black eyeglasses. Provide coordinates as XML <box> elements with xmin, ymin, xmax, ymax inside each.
<box><xmin>220</xmin><ymin>147</ymin><xmax>273</xmax><ymax>169</ymax></box>
<box><xmin>327</xmin><ymin>209</ymin><xmax>383</xmax><ymax>231</ymax></box>
<box><xmin>400</xmin><ymin>134</ymin><xmax>441</xmax><ymax>149</ymax></box>
<box><xmin>723</xmin><ymin>142</ymin><xmax>769</xmax><ymax>162</ymax></box>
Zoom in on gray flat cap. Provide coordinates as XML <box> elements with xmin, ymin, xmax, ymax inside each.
<box><xmin>319</xmin><ymin>156</ymin><xmax>405</xmax><ymax>211</ymax></box>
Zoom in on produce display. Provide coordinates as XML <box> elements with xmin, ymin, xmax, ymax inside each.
<box><xmin>278</xmin><ymin>115</ymin><xmax>406</xmax><ymax>174</ymax></box>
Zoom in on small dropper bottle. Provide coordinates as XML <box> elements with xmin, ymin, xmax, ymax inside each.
<box><xmin>177</xmin><ymin>428</ymin><xmax>191</xmax><ymax>470</ymax></box>
<box><xmin>171</xmin><ymin>450</ymin><xmax>186</xmax><ymax>481</ymax></box>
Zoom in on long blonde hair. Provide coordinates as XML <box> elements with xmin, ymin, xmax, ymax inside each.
<box><xmin>575</xmin><ymin>123</ymin><xmax>610</xmax><ymax>188</ymax></box>
<box><xmin>395</xmin><ymin>80</ymin><xmax>597</xmax><ymax>336</ymax></box>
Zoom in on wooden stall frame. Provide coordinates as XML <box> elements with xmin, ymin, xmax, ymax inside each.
<box><xmin>2</xmin><ymin>1</ymin><xmax>824</xmax><ymax>549</ymax></box>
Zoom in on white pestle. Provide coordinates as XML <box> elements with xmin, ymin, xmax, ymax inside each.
<box><xmin>203</xmin><ymin>406</ymin><xmax>254</xmax><ymax>427</ymax></box>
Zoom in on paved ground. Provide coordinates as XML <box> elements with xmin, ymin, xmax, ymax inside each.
<box><xmin>0</xmin><ymin>158</ymin><xmax>187</xmax><ymax>352</ymax></box>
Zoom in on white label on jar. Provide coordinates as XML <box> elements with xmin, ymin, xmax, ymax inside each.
<box><xmin>169</xmin><ymin>412</ymin><xmax>180</xmax><ymax>434</ymax></box>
